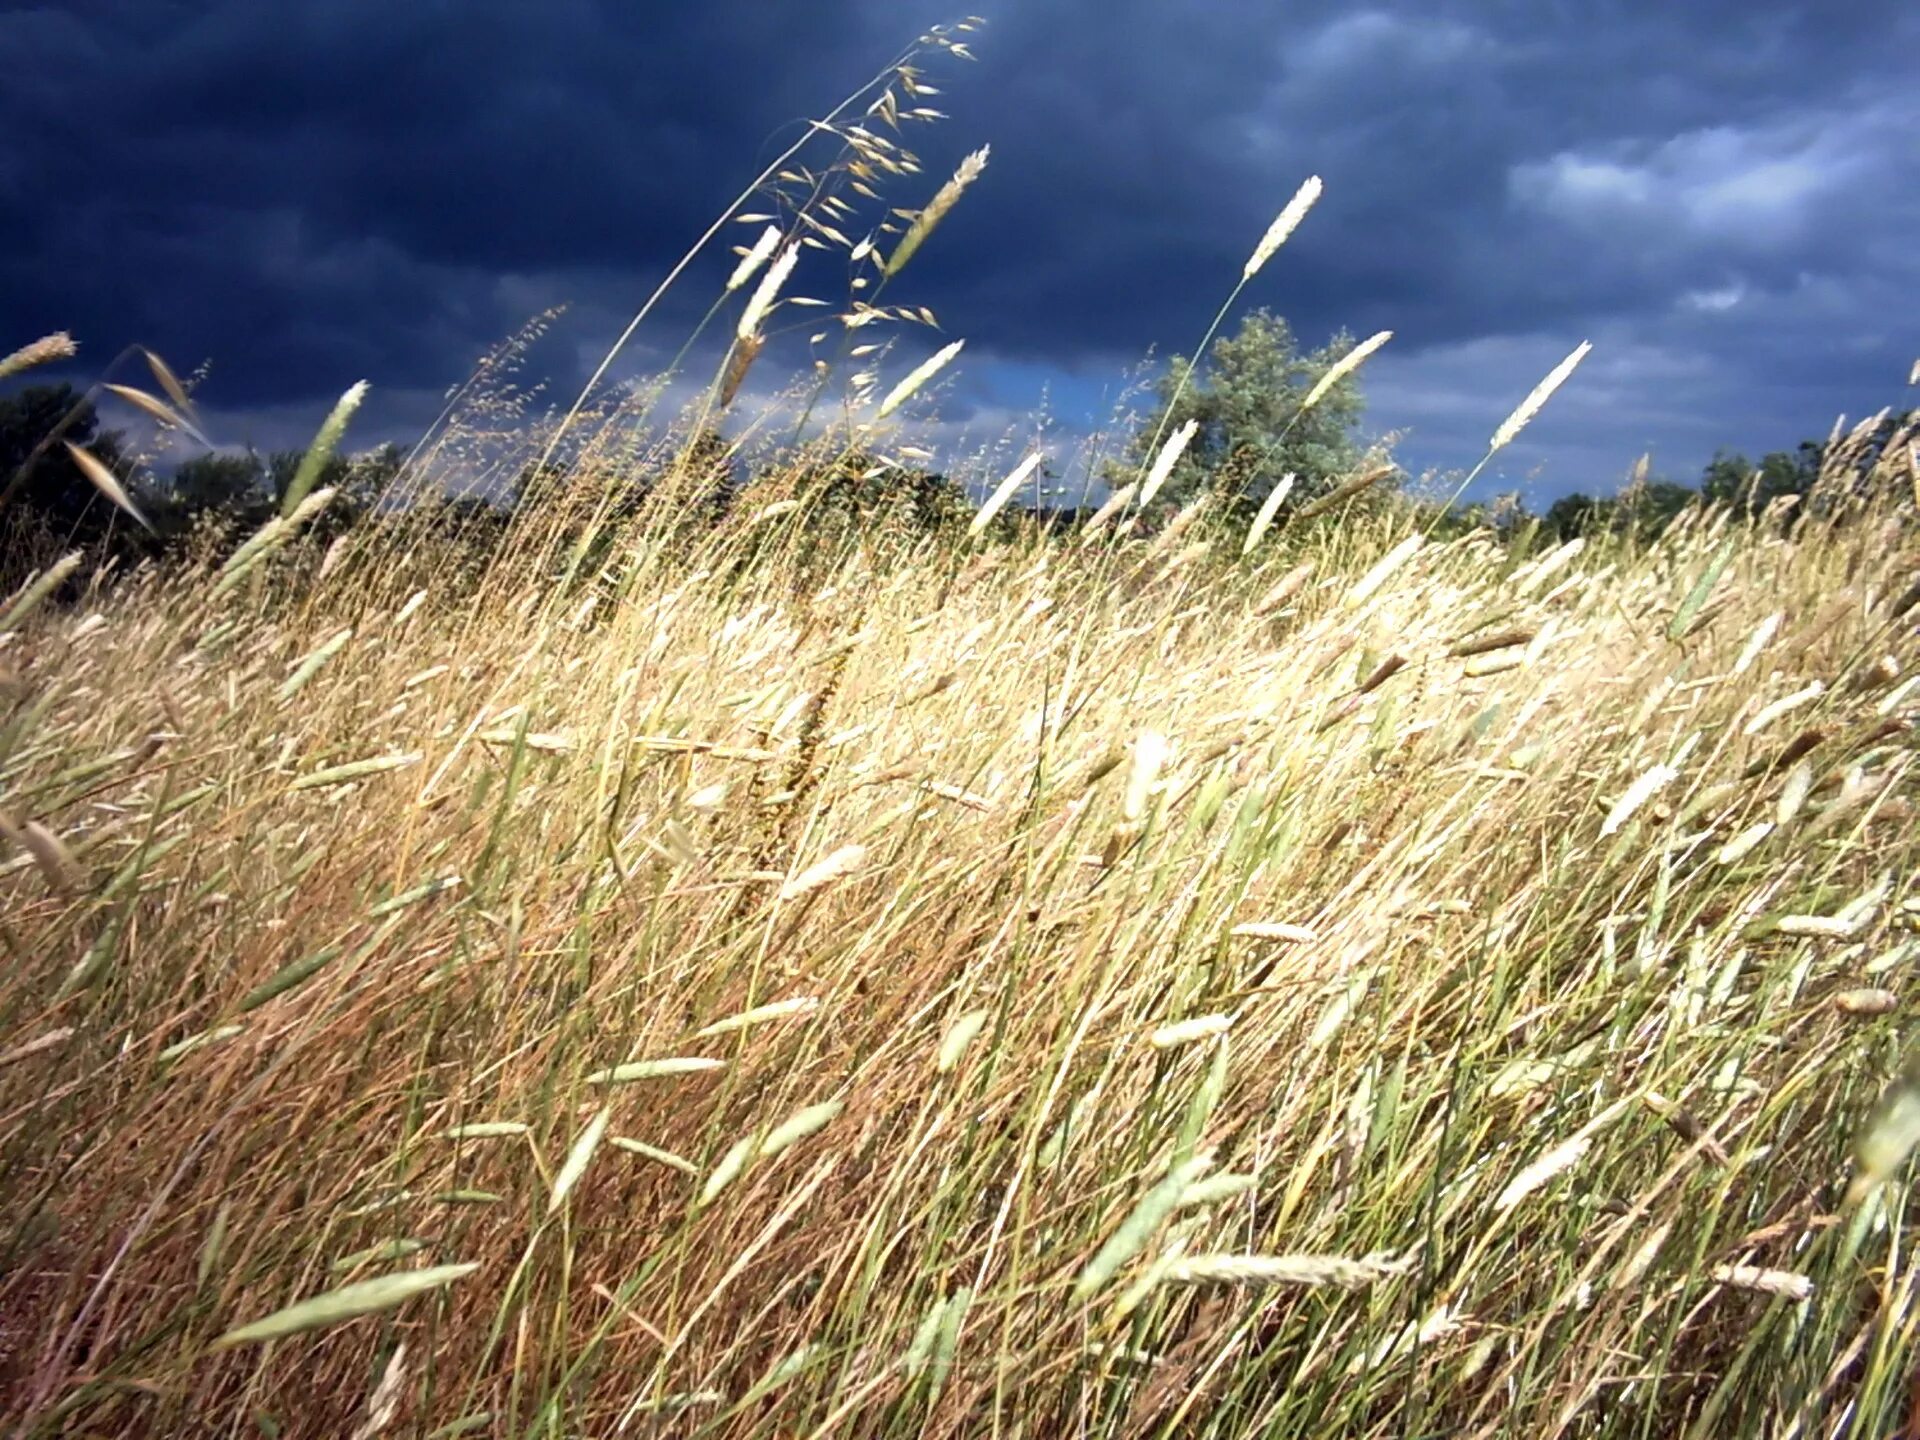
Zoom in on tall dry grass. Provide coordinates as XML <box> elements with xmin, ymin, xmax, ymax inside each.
<box><xmin>5</xmin><ymin>16</ymin><xmax>1920</xmax><ymax>1437</ymax></box>
<box><xmin>2</xmin><ymin>424</ymin><xmax>1918</xmax><ymax>1437</ymax></box>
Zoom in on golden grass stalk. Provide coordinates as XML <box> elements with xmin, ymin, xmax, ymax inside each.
<box><xmin>331</xmin><ymin>1240</ymin><xmax>426</xmax><ymax>1274</ymax></box>
<box><xmin>1493</xmin><ymin>1098</ymin><xmax>1631</xmax><ymax>1212</ymax></box>
<box><xmin>1156</xmin><ymin>1251</ymin><xmax>1414</xmax><ymax>1289</ymax></box>
<box><xmin>1242</xmin><ymin>473</ymin><xmax>1295</xmax><ymax>556</ymax></box>
<box><xmin>696</xmin><ymin>998</ymin><xmax>822</xmax><ymax>1039</ymax></box>
<box><xmin>140</xmin><ymin>345</ymin><xmax>198</xmax><ymax>417</ymax></box>
<box><xmin>1123</xmin><ymin>730</ymin><xmax>1170</xmax><ymax>822</ymax></box>
<box><xmin>1715</xmin><ymin>821</ymin><xmax>1773</xmax><ymax>865</ymax></box>
<box><xmin>1244</xmin><ymin>175</ymin><xmax>1323</xmax><ymax>280</ymax></box>
<box><xmin>969</xmin><ymin>451</ymin><xmax>1047</xmax><ymax>537</ymax></box>
<box><xmin>1253</xmin><ymin>560</ymin><xmax>1315</xmax><ymax>615</ymax></box>
<box><xmin>699</xmin><ymin>1100</ymin><xmax>842</xmax><ymax>1206</ymax></box>
<box><xmin>549</xmin><ymin>1108</ymin><xmax>612</xmax><ymax>1210</ymax></box>
<box><xmin>1079</xmin><ymin>482</ymin><xmax>1137</xmax><ymax>540</ymax></box>
<box><xmin>1490</xmin><ymin>341</ymin><xmax>1592</xmax><ymax>454</ymax></box>
<box><xmin>885</xmin><ymin>145</ymin><xmax>989</xmax><ymax>277</ymax></box>
<box><xmin>1176</xmin><ymin>1173</ymin><xmax>1259</xmax><ymax>1209</ymax></box>
<box><xmin>1743</xmin><ymin>681</ymin><xmax>1825</xmax><ymax>736</ymax></box>
<box><xmin>102</xmin><ymin>383</ymin><xmax>208</xmax><ymax>445</ymax></box>
<box><xmin>0</xmin><ymin>1027</ymin><xmax>75</xmax><ymax>1069</ymax></box>
<box><xmin>289</xmin><ymin>753</ymin><xmax>422</xmax><ymax>791</ymax></box>
<box><xmin>611</xmin><ymin>1137</ymin><xmax>699</xmax><ymax>1174</ymax></box>
<box><xmin>157</xmin><ymin>1025</ymin><xmax>245</xmax><ymax>1064</ymax></box>
<box><xmin>64</xmin><ymin>442</ymin><xmax>152</xmax><ymax>531</ymax></box>
<box><xmin>1292</xmin><ymin>462</ymin><xmax>1396</xmax><ymax>523</ymax></box>
<box><xmin>719</xmin><ymin>334</ymin><xmax>763</xmax><ymax>409</ymax></box>
<box><xmin>1850</xmin><ymin>1055</ymin><xmax>1920</xmax><ymax>1203</ymax></box>
<box><xmin>1733</xmin><ymin>612</ymin><xmax>1783</xmax><ymax>675</ymax></box>
<box><xmin>0</xmin><ymin>332</ymin><xmax>77</xmax><ymax>380</ymax></box>
<box><xmin>210</xmin><ymin>1263</ymin><xmax>480</xmax><ymax>1350</ymax></box>
<box><xmin>438</xmin><ymin>1123</ymin><xmax>531</xmax><ymax>1141</ymax></box>
<box><xmin>587</xmin><ymin>1057</ymin><xmax>727</xmax><ymax>1084</ymax></box>
<box><xmin>347</xmin><ymin>1342</ymin><xmax>409</xmax><ymax>1440</ymax></box>
<box><xmin>0</xmin><ymin>551</ymin><xmax>84</xmax><ymax>633</ymax></box>
<box><xmin>937</xmin><ymin>1009</ymin><xmax>989</xmax><ymax>1072</ymax></box>
<box><xmin>761</xmin><ymin>1099</ymin><xmax>844</xmax><ymax>1158</ymax></box>
<box><xmin>1346</xmin><ymin>533</ymin><xmax>1423</xmax><ymax>607</ymax></box>
<box><xmin>0</xmin><ymin>811</ymin><xmax>81</xmax><ymax>893</ymax></box>
<box><xmin>1230</xmin><ymin>921</ymin><xmax>1316</xmax><ymax>943</ymax></box>
<box><xmin>1775</xmin><ymin>914</ymin><xmax>1863</xmax><ymax>939</ymax></box>
<box><xmin>779</xmin><ymin>846</ymin><xmax>867</xmax><ymax>900</ymax></box>
<box><xmin>278</xmin><ymin>628</ymin><xmax>354</xmax><ymax>703</ymax></box>
<box><xmin>1302</xmin><ymin>330</ymin><xmax>1392</xmax><ymax>412</ymax></box>
<box><xmin>1150</xmin><ymin>1014</ymin><xmax>1233</xmax><ymax>1048</ymax></box>
<box><xmin>738</xmin><ymin>243</ymin><xmax>801</xmax><ymax>341</ymax></box>
<box><xmin>1709</xmin><ymin>1265</ymin><xmax>1814</xmax><ymax>1302</ymax></box>
<box><xmin>1835</xmin><ymin>988</ymin><xmax>1897</xmax><ymax>1016</ymax></box>
<box><xmin>1138</xmin><ymin>419</ymin><xmax>1199</xmax><ymax>508</ymax></box>
<box><xmin>211</xmin><ymin>487</ymin><xmax>338</xmax><ymax>600</ymax></box>
<box><xmin>877</xmin><ymin>338</ymin><xmax>965</xmax><ymax>419</ymax></box>
<box><xmin>726</xmin><ymin>224</ymin><xmax>784</xmax><ymax>292</ymax></box>
<box><xmin>1600</xmin><ymin>762</ymin><xmax>1677</xmax><ymax>836</ymax></box>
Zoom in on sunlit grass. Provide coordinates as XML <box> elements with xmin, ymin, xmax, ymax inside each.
<box><xmin>4</xmin><ymin>15</ymin><xmax>1920</xmax><ymax>1437</ymax></box>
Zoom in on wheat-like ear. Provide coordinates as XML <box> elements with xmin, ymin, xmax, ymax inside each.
<box><xmin>211</xmin><ymin>1265</ymin><xmax>479</xmax><ymax>1350</ymax></box>
<box><xmin>1302</xmin><ymin>330</ymin><xmax>1391</xmax><ymax>412</ymax></box>
<box><xmin>1242</xmin><ymin>473</ymin><xmax>1295</xmax><ymax>556</ymax></box>
<box><xmin>1244</xmin><ymin>176</ymin><xmax>1322</xmax><ymax>280</ymax></box>
<box><xmin>727</xmin><ymin>225</ymin><xmax>784</xmax><ymax>292</ymax></box>
<box><xmin>738</xmin><ymin>244</ymin><xmax>801</xmax><ymax>340</ymax></box>
<box><xmin>886</xmin><ymin>146</ymin><xmax>988</xmax><ymax>277</ymax></box>
<box><xmin>1490</xmin><ymin>341</ymin><xmax>1591</xmax><ymax>453</ymax></box>
<box><xmin>1138</xmin><ymin>420</ymin><xmax>1198</xmax><ymax>508</ymax></box>
<box><xmin>969</xmin><ymin>451</ymin><xmax>1046</xmax><ymax>536</ymax></box>
<box><xmin>0</xmin><ymin>333</ymin><xmax>77</xmax><ymax>381</ymax></box>
<box><xmin>779</xmin><ymin>844</ymin><xmax>867</xmax><ymax>900</ymax></box>
<box><xmin>282</xmin><ymin>381</ymin><xmax>368</xmax><ymax>517</ymax></box>
<box><xmin>878</xmin><ymin>339</ymin><xmax>965</xmax><ymax>418</ymax></box>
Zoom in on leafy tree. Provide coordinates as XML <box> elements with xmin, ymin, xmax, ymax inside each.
<box><xmin>1700</xmin><ymin>445</ymin><xmax>1819</xmax><ymax>513</ymax></box>
<box><xmin>1543</xmin><ymin>491</ymin><xmax>1609</xmax><ymax>542</ymax></box>
<box><xmin>1543</xmin><ymin>478</ymin><xmax>1696</xmax><ymax>543</ymax></box>
<box><xmin>0</xmin><ymin>384</ymin><xmax>141</xmax><ymax>557</ymax></box>
<box><xmin>1123</xmin><ymin>308</ymin><xmax>1367</xmax><ymax>515</ymax></box>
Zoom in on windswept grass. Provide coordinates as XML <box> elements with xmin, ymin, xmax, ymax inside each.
<box><xmin>4</xmin><ymin>16</ymin><xmax>1920</xmax><ymax>1437</ymax></box>
<box><xmin>1</xmin><ymin>425</ymin><xmax>1917</xmax><ymax>1437</ymax></box>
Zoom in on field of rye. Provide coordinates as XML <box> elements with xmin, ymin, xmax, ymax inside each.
<box><xmin>5</xmin><ymin>20</ymin><xmax>1920</xmax><ymax>1440</ymax></box>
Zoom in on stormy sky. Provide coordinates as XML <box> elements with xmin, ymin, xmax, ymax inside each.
<box><xmin>3</xmin><ymin>0</ymin><xmax>1916</xmax><ymax>504</ymax></box>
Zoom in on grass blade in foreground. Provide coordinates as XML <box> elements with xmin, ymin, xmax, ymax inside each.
<box><xmin>210</xmin><ymin>1263</ymin><xmax>479</xmax><ymax>1350</ymax></box>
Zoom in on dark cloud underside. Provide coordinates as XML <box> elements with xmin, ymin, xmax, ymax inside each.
<box><xmin>3</xmin><ymin>0</ymin><xmax>1914</xmax><ymax>492</ymax></box>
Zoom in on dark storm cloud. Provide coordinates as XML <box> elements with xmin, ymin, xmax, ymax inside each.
<box><xmin>3</xmin><ymin>0</ymin><xmax>1915</xmax><ymax>488</ymax></box>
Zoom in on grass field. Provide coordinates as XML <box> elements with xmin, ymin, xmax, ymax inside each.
<box><xmin>6</xmin><ymin>22</ymin><xmax>1920</xmax><ymax>1436</ymax></box>
<box><xmin>3</xmin><ymin>416</ymin><xmax>1919</xmax><ymax>1437</ymax></box>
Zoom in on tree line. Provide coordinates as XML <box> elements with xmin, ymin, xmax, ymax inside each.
<box><xmin>3</xmin><ymin>310</ymin><xmax>1911</xmax><ymax>592</ymax></box>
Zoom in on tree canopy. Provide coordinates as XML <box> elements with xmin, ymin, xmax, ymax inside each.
<box><xmin>1123</xmin><ymin>308</ymin><xmax>1367</xmax><ymax>515</ymax></box>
